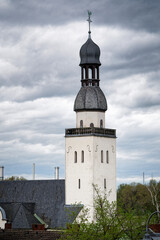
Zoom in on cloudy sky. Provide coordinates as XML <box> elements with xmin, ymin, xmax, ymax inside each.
<box><xmin>0</xmin><ymin>0</ymin><xmax>160</xmax><ymax>185</ymax></box>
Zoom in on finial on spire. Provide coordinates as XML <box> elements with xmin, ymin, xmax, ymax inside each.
<box><xmin>87</xmin><ymin>10</ymin><xmax>92</xmax><ymax>38</ymax></box>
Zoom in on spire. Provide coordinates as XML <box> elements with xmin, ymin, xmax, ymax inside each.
<box><xmin>74</xmin><ymin>13</ymin><xmax>107</xmax><ymax>113</ymax></box>
<box><xmin>87</xmin><ymin>10</ymin><xmax>92</xmax><ymax>38</ymax></box>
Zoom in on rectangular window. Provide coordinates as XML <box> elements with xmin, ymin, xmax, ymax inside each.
<box><xmin>81</xmin><ymin>151</ymin><xmax>84</xmax><ymax>163</ymax></box>
<box><xmin>78</xmin><ymin>179</ymin><xmax>81</xmax><ymax>189</ymax></box>
<box><xmin>101</xmin><ymin>150</ymin><xmax>103</xmax><ymax>163</ymax></box>
<box><xmin>106</xmin><ymin>151</ymin><xmax>109</xmax><ymax>164</ymax></box>
<box><xmin>74</xmin><ymin>151</ymin><xmax>77</xmax><ymax>163</ymax></box>
<box><xmin>104</xmin><ymin>178</ymin><xmax>106</xmax><ymax>189</ymax></box>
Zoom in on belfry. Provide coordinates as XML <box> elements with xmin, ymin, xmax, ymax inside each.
<box><xmin>65</xmin><ymin>12</ymin><xmax>116</xmax><ymax>220</ymax></box>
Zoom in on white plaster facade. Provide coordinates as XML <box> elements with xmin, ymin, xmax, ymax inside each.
<box><xmin>65</xmin><ymin>112</ymin><xmax>116</xmax><ymax>220</ymax></box>
<box><xmin>76</xmin><ymin>111</ymin><xmax>105</xmax><ymax>128</ymax></box>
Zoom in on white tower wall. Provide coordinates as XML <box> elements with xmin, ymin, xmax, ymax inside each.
<box><xmin>65</xmin><ymin>134</ymin><xmax>116</xmax><ymax>220</ymax></box>
<box><xmin>76</xmin><ymin>111</ymin><xmax>105</xmax><ymax>128</ymax></box>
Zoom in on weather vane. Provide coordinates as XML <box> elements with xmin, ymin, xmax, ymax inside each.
<box><xmin>87</xmin><ymin>10</ymin><xmax>92</xmax><ymax>37</ymax></box>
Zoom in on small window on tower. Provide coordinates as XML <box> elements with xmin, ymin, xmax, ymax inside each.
<box><xmin>80</xmin><ymin>120</ymin><xmax>83</xmax><ymax>128</ymax></box>
<box><xmin>90</xmin><ymin>123</ymin><xmax>94</xmax><ymax>128</ymax></box>
<box><xmin>101</xmin><ymin>150</ymin><xmax>103</xmax><ymax>163</ymax></box>
<box><xmin>81</xmin><ymin>150</ymin><xmax>84</xmax><ymax>163</ymax></box>
<box><xmin>100</xmin><ymin>119</ymin><xmax>103</xmax><ymax>128</ymax></box>
<box><xmin>74</xmin><ymin>151</ymin><xmax>77</xmax><ymax>163</ymax></box>
<box><xmin>104</xmin><ymin>178</ymin><xmax>106</xmax><ymax>189</ymax></box>
<box><xmin>78</xmin><ymin>179</ymin><xmax>81</xmax><ymax>189</ymax></box>
<box><xmin>106</xmin><ymin>151</ymin><xmax>109</xmax><ymax>164</ymax></box>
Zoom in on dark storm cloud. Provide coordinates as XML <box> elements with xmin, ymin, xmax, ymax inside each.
<box><xmin>0</xmin><ymin>0</ymin><xmax>82</xmax><ymax>26</ymax></box>
<box><xmin>96</xmin><ymin>0</ymin><xmax>160</xmax><ymax>33</ymax></box>
<box><xmin>1</xmin><ymin>0</ymin><xmax>160</xmax><ymax>33</ymax></box>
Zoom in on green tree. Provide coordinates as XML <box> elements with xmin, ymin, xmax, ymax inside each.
<box><xmin>61</xmin><ymin>185</ymin><xmax>149</xmax><ymax>240</ymax></box>
<box><xmin>117</xmin><ymin>182</ymin><xmax>154</xmax><ymax>214</ymax></box>
<box><xmin>5</xmin><ymin>176</ymin><xmax>27</xmax><ymax>180</ymax></box>
<box><xmin>93</xmin><ymin>185</ymin><xmax>122</xmax><ymax>240</ymax></box>
<box><xmin>146</xmin><ymin>179</ymin><xmax>160</xmax><ymax>219</ymax></box>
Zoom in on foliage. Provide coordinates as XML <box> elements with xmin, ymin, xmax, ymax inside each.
<box><xmin>61</xmin><ymin>185</ymin><xmax>150</xmax><ymax>240</ymax></box>
<box><xmin>117</xmin><ymin>181</ymin><xmax>160</xmax><ymax>214</ymax></box>
<box><xmin>117</xmin><ymin>207</ymin><xmax>148</xmax><ymax>240</ymax></box>
<box><xmin>93</xmin><ymin>185</ymin><xmax>122</xmax><ymax>240</ymax></box>
<box><xmin>146</xmin><ymin>179</ymin><xmax>160</xmax><ymax>214</ymax></box>
<box><xmin>5</xmin><ymin>176</ymin><xmax>27</xmax><ymax>181</ymax></box>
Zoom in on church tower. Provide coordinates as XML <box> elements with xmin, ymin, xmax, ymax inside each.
<box><xmin>65</xmin><ymin>12</ymin><xmax>116</xmax><ymax>220</ymax></box>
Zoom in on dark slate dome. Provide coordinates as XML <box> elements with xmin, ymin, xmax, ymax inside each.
<box><xmin>80</xmin><ymin>38</ymin><xmax>101</xmax><ymax>65</ymax></box>
<box><xmin>74</xmin><ymin>86</ymin><xmax>107</xmax><ymax>112</ymax></box>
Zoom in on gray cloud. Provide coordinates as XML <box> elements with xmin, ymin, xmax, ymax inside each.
<box><xmin>0</xmin><ymin>0</ymin><xmax>160</xmax><ymax>33</ymax></box>
<box><xmin>0</xmin><ymin>0</ymin><xmax>159</xmax><ymax>183</ymax></box>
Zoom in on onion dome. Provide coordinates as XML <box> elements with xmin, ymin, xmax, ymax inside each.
<box><xmin>74</xmin><ymin>86</ymin><xmax>107</xmax><ymax>112</ymax></box>
<box><xmin>80</xmin><ymin>38</ymin><xmax>101</xmax><ymax>66</ymax></box>
<box><xmin>74</xmin><ymin>11</ymin><xmax>107</xmax><ymax>113</ymax></box>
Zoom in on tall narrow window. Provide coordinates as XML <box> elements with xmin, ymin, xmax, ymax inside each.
<box><xmin>81</xmin><ymin>150</ymin><xmax>84</xmax><ymax>163</ymax></box>
<box><xmin>104</xmin><ymin>178</ymin><xmax>106</xmax><ymax>189</ymax></box>
<box><xmin>106</xmin><ymin>151</ymin><xmax>109</xmax><ymax>164</ymax></box>
<box><xmin>74</xmin><ymin>151</ymin><xmax>77</xmax><ymax>163</ymax></box>
<box><xmin>80</xmin><ymin>120</ymin><xmax>83</xmax><ymax>128</ymax></box>
<box><xmin>101</xmin><ymin>150</ymin><xmax>103</xmax><ymax>163</ymax></box>
<box><xmin>100</xmin><ymin>119</ymin><xmax>103</xmax><ymax>128</ymax></box>
<box><xmin>78</xmin><ymin>179</ymin><xmax>81</xmax><ymax>189</ymax></box>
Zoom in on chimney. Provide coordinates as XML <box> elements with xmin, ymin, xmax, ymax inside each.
<box><xmin>55</xmin><ymin>167</ymin><xmax>59</xmax><ymax>180</ymax></box>
<box><xmin>33</xmin><ymin>163</ymin><xmax>35</xmax><ymax>180</ymax></box>
<box><xmin>0</xmin><ymin>166</ymin><xmax>4</xmax><ymax>180</ymax></box>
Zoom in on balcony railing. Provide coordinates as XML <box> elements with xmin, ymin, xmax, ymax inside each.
<box><xmin>65</xmin><ymin>127</ymin><xmax>116</xmax><ymax>137</ymax></box>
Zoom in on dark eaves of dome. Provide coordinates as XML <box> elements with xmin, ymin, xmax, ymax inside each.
<box><xmin>79</xmin><ymin>37</ymin><xmax>101</xmax><ymax>66</ymax></box>
<box><xmin>74</xmin><ymin>86</ymin><xmax>107</xmax><ymax>112</ymax></box>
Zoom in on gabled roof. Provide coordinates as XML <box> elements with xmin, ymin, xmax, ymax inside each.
<box><xmin>0</xmin><ymin>202</ymin><xmax>40</xmax><ymax>228</ymax></box>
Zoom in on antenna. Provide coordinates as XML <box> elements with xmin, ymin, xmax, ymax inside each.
<box><xmin>87</xmin><ymin>10</ymin><xmax>92</xmax><ymax>38</ymax></box>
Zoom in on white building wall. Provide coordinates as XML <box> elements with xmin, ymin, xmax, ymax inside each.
<box><xmin>93</xmin><ymin>137</ymin><xmax>116</xmax><ymax>202</ymax></box>
<box><xmin>65</xmin><ymin>134</ymin><xmax>116</xmax><ymax>220</ymax></box>
<box><xmin>65</xmin><ymin>136</ymin><xmax>94</xmax><ymax>210</ymax></box>
<box><xmin>76</xmin><ymin>111</ymin><xmax>105</xmax><ymax>128</ymax></box>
